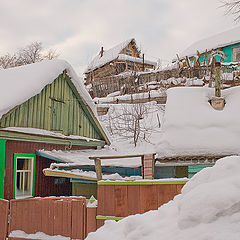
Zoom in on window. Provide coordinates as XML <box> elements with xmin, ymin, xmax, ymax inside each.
<box><xmin>116</xmin><ymin>63</ymin><xmax>126</xmax><ymax>74</ymax></box>
<box><xmin>126</xmin><ymin>49</ymin><xmax>133</xmax><ymax>56</ymax></box>
<box><xmin>232</xmin><ymin>46</ymin><xmax>240</xmax><ymax>62</ymax></box>
<box><xmin>127</xmin><ymin>62</ymin><xmax>134</xmax><ymax>70</ymax></box>
<box><xmin>14</xmin><ymin>154</ymin><xmax>35</xmax><ymax>199</ymax></box>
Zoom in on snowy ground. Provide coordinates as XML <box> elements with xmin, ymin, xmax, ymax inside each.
<box><xmin>86</xmin><ymin>156</ymin><xmax>240</xmax><ymax>240</ymax></box>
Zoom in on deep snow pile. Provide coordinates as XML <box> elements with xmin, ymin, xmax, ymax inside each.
<box><xmin>87</xmin><ymin>156</ymin><xmax>240</xmax><ymax>240</ymax></box>
<box><xmin>156</xmin><ymin>86</ymin><xmax>240</xmax><ymax>158</ymax></box>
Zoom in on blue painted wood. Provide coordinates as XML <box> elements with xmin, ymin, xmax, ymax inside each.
<box><xmin>70</xmin><ymin>178</ymin><xmax>96</xmax><ymax>184</ymax></box>
<box><xmin>35</xmin><ymin>150</ymin><xmax>65</xmax><ymax>163</ymax></box>
<box><xmin>188</xmin><ymin>165</ymin><xmax>212</xmax><ymax>178</ymax></box>
<box><xmin>154</xmin><ymin>166</ymin><xmax>175</xmax><ymax>179</ymax></box>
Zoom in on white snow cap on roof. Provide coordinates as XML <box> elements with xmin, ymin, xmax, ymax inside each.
<box><xmin>0</xmin><ymin>59</ymin><xmax>96</xmax><ymax>119</ymax></box>
<box><xmin>85</xmin><ymin>38</ymin><xmax>135</xmax><ymax>73</ymax></box>
<box><xmin>85</xmin><ymin>38</ymin><xmax>156</xmax><ymax>73</ymax></box>
<box><xmin>118</xmin><ymin>54</ymin><xmax>157</xmax><ymax>66</ymax></box>
<box><xmin>178</xmin><ymin>26</ymin><xmax>240</xmax><ymax>59</ymax></box>
<box><xmin>156</xmin><ymin>86</ymin><xmax>240</xmax><ymax>158</ymax></box>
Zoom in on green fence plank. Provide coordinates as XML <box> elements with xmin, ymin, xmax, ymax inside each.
<box><xmin>96</xmin><ymin>215</ymin><xmax>124</xmax><ymax>221</ymax></box>
<box><xmin>98</xmin><ymin>180</ymin><xmax>188</xmax><ymax>186</ymax></box>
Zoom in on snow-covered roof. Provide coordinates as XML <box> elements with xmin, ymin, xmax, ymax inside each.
<box><xmin>0</xmin><ymin>59</ymin><xmax>95</xmax><ymax>118</ymax></box>
<box><xmin>156</xmin><ymin>86</ymin><xmax>240</xmax><ymax>158</ymax></box>
<box><xmin>85</xmin><ymin>38</ymin><xmax>134</xmax><ymax>73</ymax></box>
<box><xmin>118</xmin><ymin>54</ymin><xmax>157</xmax><ymax>66</ymax></box>
<box><xmin>85</xmin><ymin>39</ymin><xmax>156</xmax><ymax>73</ymax></box>
<box><xmin>0</xmin><ymin>59</ymin><xmax>110</xmax><ymax>144</ymax></box>
<box><xmin>1</xmin><ymin>127</ymin><xmax>103</xmax><ymax>143</ymax></box>
<box><xmin>178</xmin><ymin>26</ymin><xmax>240</xmax><ymax>59</ymax></box>
<box><xmin>38</xmin><ymin>148</ymin><xmax>145</xmax><ymax>168</ymax></box>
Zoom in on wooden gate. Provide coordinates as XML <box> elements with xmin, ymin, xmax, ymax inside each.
<box><xmin>0</xmin><ymin>199</ymin><xmax>9</xmax><ymax>240</ymax></box>
<box><xmin>8</xmin><ymin>197</ymin><xmax>87</xmax><ymax>240</ymax></box>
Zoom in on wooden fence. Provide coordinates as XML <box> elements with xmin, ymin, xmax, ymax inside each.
<box><xmin>0</xmin><ymin>199</ymin><xmax>9</xmax><ymax>240</ymax></box>
<box><xmin>0</xmin><ymin>180</ymin><xmax>187</xmax><ymax>239</ymax></box>
<box><xmin>96</xmin><ymin>180</ymin><xmax>187</xmax><ymax>228</ymax></box>
<box><xmin>0</xmin><ymin>197</ymin><xmax>97</xmax><ymax>240</ymax></box>
<box><xmin>91</xmin><ymin>64</ymin><xmax>240</xmax><ymax>98</ymax></box>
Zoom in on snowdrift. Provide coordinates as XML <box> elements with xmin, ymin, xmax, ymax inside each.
<box><xmin>86</xmin><ymin>156</ymin><xmax>240</xmax><ymax>240</ymax></box>
<box><xmin>156</xmin><ymin>86</ymin><xmax>240</xmax><ymax>158</ymax></box>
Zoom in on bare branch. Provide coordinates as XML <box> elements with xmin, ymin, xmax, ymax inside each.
<box><xmin>0</xmin><ymin>41</ymin><xmax>60</xmax><ymax>69</ymax></box>
<box><xmin>221</xmin><ymin>0</ymin><xmax>240</xmax><ymax>21</ymax></box>
<box><xmin>44</xmin><ymin>48</ymin><xmax>60</xmax><ymax>60</ymax></box>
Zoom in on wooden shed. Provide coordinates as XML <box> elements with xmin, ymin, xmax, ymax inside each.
<box><xmin>0</xmin><ymin>59</ymin><xmax>110</xmax><ymax>200</ymax></box>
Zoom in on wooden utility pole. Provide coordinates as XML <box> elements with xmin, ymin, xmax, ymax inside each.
<box><xmin>142</xmin><ymin>53</ymin><xmax>145</xmax><ymax>71</ymax></box>
<box><xmin>215</xmin><ymin>62</ymin><xmax>221</xmax><ymax>97</ymax></box>
<box><xmin>176</xmin><ymin>54</ymin><xmax>181</xmax><ymax>69</ymax></box>
<box><xmin>209</xmin><ymin>56</ymin><xmax>215</xmax><ymax>88</ymax></box>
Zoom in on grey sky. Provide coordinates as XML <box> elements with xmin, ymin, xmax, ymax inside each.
<box><xmin>0</xmin><ymin>0</ymin><xmax>239</xmax><ymax>74</ymax></box>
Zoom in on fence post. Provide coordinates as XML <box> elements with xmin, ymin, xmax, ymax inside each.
<box><xmin>142</xmin><ymin>154</ymin><xmax>155</xmax><ymax>179</ymax></box>
<box><xmin>0</xmin><ymin>199</ymin><xmax>9</xmax><ymax>240</ymax></box>
<box><xmin>94</xmin><ymin>158</ymin><xmax>102</xmax><ymax>181</ymax></box>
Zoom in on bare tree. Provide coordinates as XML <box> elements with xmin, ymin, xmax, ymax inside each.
<box><xmin>221</xmin><ymin>0</ymin><xmax>240</xmax><ymax>21</ymax></box>
<box><xmin>0</xmin><ymin>53</ymin><xmax>18</xmax><ymax>69</ymax></box>
<box><xmin>100</xmin><ymin>102</ymin><xmax>162</xmax><ymax>147</ymax></box>
<box><xmin>16</xmin><ymin>41</ymin><xmax>44</xmax><ymax>65</ymax></box>
<box><xmin>44</xmin><ymin>48</ymin><xmax>60</xmax><ymax>60</ymax></box>
<box><xmin>0</xmin><ymin>41</ymin><xmax>59</xmax><ymax>69</ymax></box>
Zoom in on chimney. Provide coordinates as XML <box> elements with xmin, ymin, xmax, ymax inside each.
<box><xmin>100</xmin><ymin>47</ymin><xmax>104</xmax><ymax>57</ymax></box>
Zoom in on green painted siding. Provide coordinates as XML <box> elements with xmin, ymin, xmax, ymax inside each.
<box><xmin>195</xmin><ymin>43</ymin><xmax>240</xmax><ymax>64</ymax></box>
<box><xmin>0</xmin><ymin>73</ymin><xmax>102</xmax><ymax>141</ymax></box>
<box><xmin>188</xmin><ymin>165</ymin><xmax>212</xmax><ymax>178</ymax></box>
<box><xmin>0</xmin><ymin>139</ymin><xmax>6</xmax><ymax>198</ymax></box>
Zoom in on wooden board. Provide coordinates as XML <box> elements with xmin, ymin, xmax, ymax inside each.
<box><xmin>114</xmin><ymin>185</ymin><xmax>128</xmax><ymax>217</ymax></box>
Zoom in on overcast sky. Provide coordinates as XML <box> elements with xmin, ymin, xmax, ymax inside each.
<box><xmin>0</xmin><ymin>0</ymin><xmax>239</xmax><ymax>74</ymax></box>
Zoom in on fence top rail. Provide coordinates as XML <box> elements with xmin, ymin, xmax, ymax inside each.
<box><xmin>89</xmin><ymin>153</ymin><xmax>156</xmax><ymax>160</ymax></box>
<box><xmin>10</xmin><ymin>196</ymin><xmax>86</xmax><ymax>203</ymax></box>
<box><xmin>98</xmin><ymin>179</ymin><xmax>188</xmax><ymax>185</ymax></box>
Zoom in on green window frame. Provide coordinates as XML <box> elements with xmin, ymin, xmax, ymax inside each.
<box><xmin>13</xmin><ymin>153</ymin><xmax>36</xmax><ymax>199</ymax></box>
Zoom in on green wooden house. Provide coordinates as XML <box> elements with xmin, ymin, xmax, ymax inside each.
<box><xmin>174</xmin><ymin>26</ymin><xmax>240</xmax><ymax>64</ymax></box>
<box><xmin>0</xmin><ymin>59</ymin><xmax>110</xmax><ymax>200</ymax></box>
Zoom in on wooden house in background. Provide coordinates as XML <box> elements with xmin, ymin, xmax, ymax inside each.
<box><xmin>84</xmin><ymin>38</ymin><xmax>157</xmax><ymax>85</ymax></box>
<box><xmin>0</xmin><ymin>59</ymin><xmax>110</xmax><ymax>200</ymax></box>
<box><xmin>173</xmin><ymin>26</ymin><xmax>240</xmax><ymax>66</ymax></box>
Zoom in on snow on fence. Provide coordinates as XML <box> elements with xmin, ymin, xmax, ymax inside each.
<box><xmin>96</xmin><ymin>180</ymin><xmax>187</xmax><ymax>228</ymax></box>
<box><xmin>6</xmin><ymin>197</ymin><xmax>97</xmax><ymax>240</ymax></box>
<box><xmin>0</xmin><ymin>199</ymin><xmax>9</xmax><ymax>240</ymax></box>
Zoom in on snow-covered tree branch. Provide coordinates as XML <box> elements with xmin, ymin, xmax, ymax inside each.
<box><xmin>0</xmin><ymin>42</ymin><xmax>59</xmax><ymax>69</ymax></box>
